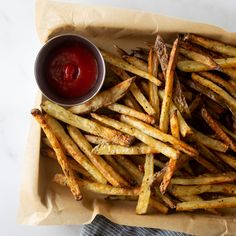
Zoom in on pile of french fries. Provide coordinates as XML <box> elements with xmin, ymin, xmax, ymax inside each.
<box><xmin>32</xmin><ymin>33</ymin><xmax>236</xmax><ymax>215</ymax></box>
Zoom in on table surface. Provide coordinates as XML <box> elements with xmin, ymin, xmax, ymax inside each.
<box><xmin>1</xmin><ymin>0</ymin><xmax>235</xmax><ymax>235</ymax></box>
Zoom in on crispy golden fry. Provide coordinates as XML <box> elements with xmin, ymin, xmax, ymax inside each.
<box><xmin>45</xmin><ymin>115</ymin><xmax>107</xmax><ymax>184</ymax></box>
<box><xmin>53</xmin><ymin>174</ymin><xmax>139</xmax><ymax>196</ymax></box>
<box><xmin>154</xmin><ymin>187</ymin><xmax>176</xmax><ymax>209</ymax></box>
<box><xmin>68</xmin><ymin>78</ymin><xmax>134</xmax><ymax>114</ymax></box>
<box><xmin>67</xmin><ymin>125</ymin><xmax>130</xmax><ymax>187</ymax></box>
<box><xmin>31</xmin><ymin>109</ymin><xmax>82</xmax><ymax>200</ymax></box>
<box><xmin>123</xmin><ymin>92</ymin><xmax>143</xmax><ymax>112</ymax></box>
<box><xmin>103</xmin><ymin>155</ymin><xmax>135</xmax><ymax>185</ymax></box>
<box><xmin>113</xmin><ymin>44</ymin><xmax>128</xmax><ymax>57</ymax></box>
<box><xmin>140</xmin><ymin>81</ymin><xmax>149</xmax><ymax>97</ymax></box>
<box><xmin>159</xmin><ymin>38</ymin><xmax>179</xmax><ymax>132</ymax></box>
<box><xmin>123</xmin><ymin>55</ymin><xmax>148</xmax><ymax>72</ymax></box>
<box><xmin>179</xmin><ymin>47</ymin><xmax>221</xmax><ymax>70</ymax></box>
<box><xmin>199</xmin><ymin>72</ymin><xmax>236</xmax><ymax>98</ymax></box>
<box><xmin>173</xmin><ymin>75</ymin><xmax>191</xmax><ymax>118</ymax></box>
<box><xmin>159</xmin><ymin>90</ymin><xmax>192</xmax><ymax>137</ymax></box>
<box><xmin>184</xmin><ymin>33</ymin><xmax>236</xmax><ymax>57</ymax></box>
<box><xmin>92</xmin><ymin>143</ymin><xmax>159</xmax><ymax>155</ymax></box>
<box><xmin>107</xmin><ymin>103</ymin><xmax>155</xmax><ymax>124</ymax></box>
<box><xmin>84</xmin><ymin>135</ymin><xmax>110</xmax><ymax>145</ymax></box>
<box><xmin>191</xmin><ymin>128</ymin><xmax>228</xmax><ymax>152</ymax></box>
<box><xmin>115</xmin><ymin>155</ymin><xmax>143</xmax><ymax>185</ymax></box>
<box><xmin>171</xmin><ymin>183</ymin><xmax>236</xmax><ymax>196</ymax></box>
<box><xmin>216</xmin><ymin>153</ymin><xmax>236</xmax><ymax>170</ymax></box>
<box><xmin>148</xmin><ymin>47</ymin><xmax>160</xmax><ymax>120</ymax></box>
<box><xmin>154</xmin><ymin>34</ymin><xmax>169</xmax><ymax>76</ymax></box>
<box><xmin>136</xmin><ymin>154</ymin><xmax>154</xmax><ymax>214</ymax></box>
<box><xmin>176</xmin><ymin>196</ymin><xmax>236</xmax><ymax>211</ymax></box>
<box><xmin>101</xmin><ymin>50</ymin><xmax>161</xmax><ymax>86</ymax></box>
<box><xmin>110</xmin><ymin>66</ymin><xmax>156</xmax><ymax>115</ymax></box>
<box><xmin>171</xmin><ymin>172</ymin><xmax>236</xmax><ymax>185</ymax></box>
<box><xmin>177</xmin><ymin>57</ymin><xmax>236</xmax><ymax>72</ymax></box>
<box><xmin>41</xmin><ymin>100</ymin><xmax>133</xmax><ymax>146</ymax></box>
<box><xmin>120</xmin><ymin>115</ymin><xmax>198</xmax><ymax>157</ymax></box>
<box><xmin>41</xmin><ymin>146</ymin><xmax>95</xmax><ymax>181</ymax></box>
<box><xmin>91</xmin><ymin>113</ymin><xmax>180</xmax><ymax>160</ymax></box>
<box><xmin>201</xmin><ymin>107</ymin><xmax>236</xmax><ymax>152</ymax></box>
<box><xmin>160</xmin><ymin>110</ymin><xmax>180</xmax><ymax>194</ymax></box>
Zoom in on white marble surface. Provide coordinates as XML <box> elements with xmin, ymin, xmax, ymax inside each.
<box><xmin>1</xmin><ymin>0</ymin><xmax>235</xmax><ymax>235</ymax></box>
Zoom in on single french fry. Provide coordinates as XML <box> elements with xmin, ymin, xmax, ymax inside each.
<box><xmin>199</xmin><ymin>71</ymin><xmax>236</xmax><ymax>98</ymax></box>
<box><xmin>176</xmin><ymin>196</ymin><xmax>236</xmax><ymax>211</ymax></box>
<box><xmin>154</xmin><ymin>34</ymin><xmax>169</xmax><ymax>77</ymax></box>
<box><xmin>41</xmin><ymin>100</ymin><xmax>134</xmax><ymax>146</ymax></box>
<box><xmin>68</xmin><ymin>78</ymin><xmax>134</xmax><ymax>114</ymax></box>
<box><xmin>171</xmin><ymin>183</ymin><xmax>236</xmax><ymax>196</ymax></box>
<box><xmin>31</xmin><ymin>109</ymin><xmax>82</xmax><ymax>200</ymax></box>
<box><xmin>149</xmin><ymin>198</ymin><xmax>169</xmax><ymax>214</ymax></box>
<box><xmin>216</xmin><ymin>152</ymin><xmax>236</xmax><ymax>170</ymax></box>
<box><xmin>201</xmin><ymin>107</ymin><xmax>236</xmax><ymax>152</ymax></box>
<box><xmin>107</xmin><ymin>103</ymin><xmax>155</xmax><ymax>124</ymax></box>
<box><xmin>92</xmin><ymin>143</ymin><xmax>159</xmax><ymax>155</ymax></box>
<box><xmin>171</xmin><ymin>172</ymin><xmax>236</xmax><ymax>185</ymax></box>
<box><xmin>170</xmin><ymin>110</ymin><xmax>180</xmax><ymax>139</ymax></box>
<box><xmin>148</xmin><ymin>47</ymin><xmax>160</xmax><ymax>120</ymax></box>
<box><xmin>67</xmin><ymin>125</ymin><xmax>129</xmax><ymax>187</ymax></box>
<box><xmin>184</xmin><ymin>33</ymin><xmax>236</xmax><ymax>57</ymax></box>
<box><xmin>91</xmin><ymin>113</ymin><xmax>180</xmax><ymax>160</ymax></box>
<box><xmin>101</xmin><ymin>50</ymin><xmax>161</xmax><ymax>86</ymax></box>
<box><xmin>136</xmin><ymin>154</ymin><xmax>154</xmax><ymax>214</ymax></box>
<box><xmin>123</xmin><ymin>55</ymin><xmax>148</xmax><ymax>72</ymax></box>
<box><xmin>178</xmin><ymin>58</ymin><xmax>236</xmax><ymax>72</ymax></box>
<box><xmin>110</xmin><ymin>65</ymin><xmax>156</xmax><ymax>115</ymax></box>
<box><xmin>45</xmin><ymin>115</ymin><xmax>107</xmax><ymax>184</ymax></box>
<box><xmin>120</xmin><ymin>115</ymin><xmax>198</xmax><ymax>157</ymax></box>
<box><xmin>191</xmin><ymin>128</ymin><xmax>228</xmax><ymax>152</ymax></box>
<box><xmin>159</xmin><ymin>38</ymin><xmax>179</xmax><ymax>132</ymax></box>
<box><xmin>53</xmin><ymin>174</ymin><xmax>139</xmax><ymax>196</ymax></box>
<box><xmin>103</xmin><ymin>155</ymin><xmax>136</xmax><ymax>185</ymax></box>
<box><xmin>179</xmin><ymin>47</ymin><xmax>221</xmax><ymax>70</ymax></box>
<box><xmin>41</xmin><ymin>147</ymin><xmax>95</xmax><ymax>181</ymax></box>
<box><xmin>115</xmin><ymin>155</ymin><xmax>143</xmax><ymax>185</ymax></box>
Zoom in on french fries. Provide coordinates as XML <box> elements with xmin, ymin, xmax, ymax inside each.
<box><xmin>41</xmin><ymin>100</ymin><xmax>133</xmax><ymax>146</ymax></box>
<box><xmin>67</xmin><ymin>125</ymin><xmax>129</xmax><ymax>187</ymax></box>
<box><xmin>33</xmin><ymin>33</ymin><xmax>236</xmax><ymax>215</ymax></box>
<box><xmin>91</xmin><ymin>113</ymin><xmax>180</xmax><ymax>159</ymax></box>
<box><xmin>68</xmin><ymin>78</ymin><xmax>134</xmax><ymax>114</ymax></box>
<box><xmin>31</xmin><ymin>109</ymin><xmax>82</xmax><ymax>200</ymax></box>
<box><xmin>159</xmin><ymin>38</ymin><xmax>179</xmax><ymax>132</ymax></box>
<box><xmin>101</xmin><ymin>50</ymin><xmax>161</xmax><ymax>86</ymax></box>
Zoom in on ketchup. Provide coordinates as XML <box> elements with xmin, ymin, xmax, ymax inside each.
<box><xmin>46</xmin><ymin>42</ymin><xmax>98</xmax><ymax>98</ymax></box>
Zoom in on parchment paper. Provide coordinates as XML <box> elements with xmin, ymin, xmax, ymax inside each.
<box><xmin>18</xmin><ymin>1</ymin><xmax>236</xmax><ymax>235</ymax></box>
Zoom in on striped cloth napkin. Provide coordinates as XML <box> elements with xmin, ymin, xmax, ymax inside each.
<box><xmin>81</xmin><ymin>215</ymin><xmax>190</xmax><ymax>236</ymax></box>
